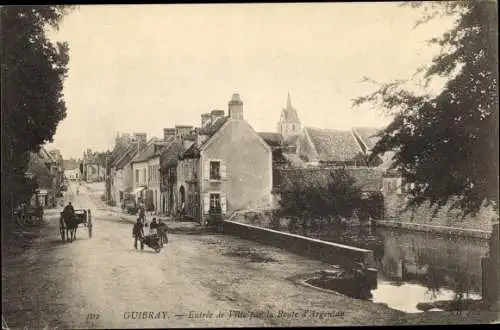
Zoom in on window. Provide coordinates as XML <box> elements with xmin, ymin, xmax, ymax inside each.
<box><xmin>210</xmin><ymin>161</ymin><xmax>221</xmax><ymax>180</ymax></box>
<box><xmin>209</xmin><ymin>193</ymin><xmax>221</xmax><ymax>210</ymax></box>
<box><xmin>142</xmin><ymin>168</ymin><xmax>146</xmax><ymax>184</ymax></box>
<box><xmin>135</xmin><ymin>169</ymin><xmax>139</xmax><ymax>185</ymax></box>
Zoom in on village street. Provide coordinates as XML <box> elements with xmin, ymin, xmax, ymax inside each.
<box><xmin>2</xmin><ymin>181</ymin><xmax>497</xmax><ymax>329</ymax></box>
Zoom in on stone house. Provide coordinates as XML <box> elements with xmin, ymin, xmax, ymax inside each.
<box><xmin>177</xmin><ymin>93</ymin><xmax>273</xmax><ymax>223</ymax></box>
<box><xmin>131</xmin><ymin>138</ymin><xmax>159</xmax><ymax>208</ymax></box>
<box><xmin>109</xmin><ymin>133</ymin><xmax>147</xmax><ymax>205</ymax></box>
<box><xmin>158</xmin><ymin>128</ymin><xmax>189</xmax><ymax>215</ymax></box>
<box><xmin>26</xmin><ymin>147</ymin><xmax>59</xmax><ymax>208</ymax></box>
<box><xmin>274</xmin><ymin>94</ymin><xmax>384</xmax><ymax>167</ymax></box>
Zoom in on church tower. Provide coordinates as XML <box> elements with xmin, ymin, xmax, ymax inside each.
<box><xmin>277</xmin><ymin>92</ymin><xmax>301</xmax><ymax>141</ymax></box>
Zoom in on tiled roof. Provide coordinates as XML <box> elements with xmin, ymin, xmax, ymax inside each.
<box><xmin>160</xmin><ymin>140</ymin><xmax>186</xmax><ymax>169</ymax></box>
<box><xmin>130</xmin><ymin>137</ymin><xmax>170</xmax><ymax>164</ymax></box>
<box><xmin>182</xmin><ymin>141</ymin><xmax>199</xmax><ymax>158</ymax></box>
<box><xmin>305</xmin><ymin>127</ymin><xmax>363</xmax><ymax>162</ymax></box>
<box><xmin>352</xmin><ymin>127</ymin><xmax>382</xmax><ymax>151</ymax></box>
<box><xmin>183</xmin><ymin>117</ymin><xmax>230</xmax><ymax>158</ymax></box>
<box><xmin>115</xmin><ymin>143</ymin><xmax>141</xmax><ymax>169</ymax></box>
<box><xmin>258</xmin><ymin>132</ymin><xmax>283</xmax><ymax>147</ymax></box>
<box><xmin>198</xmin><ymin>116</ymin><xmax>229</xmax><ymax>135</ymax></box>
<box><xmin>110</xmin><ymin>143</ymin><xmax>130</xmax><ymax>167</ymax></box>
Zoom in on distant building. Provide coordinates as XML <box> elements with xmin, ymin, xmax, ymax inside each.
<box><xmin>109</xmin><ymin>136</ymin><xmax>147</xmax><ymax>206</ymax></box>
<box><xmin>26</xmin><ymin>147</ymin><xmax>59</xmax><ymax>208</ymax></box>
<box><xmin>63</xmin><ymin>159</ymin><xmax>80</xmax><ymax>180</ymax></box>
<box><xmin>277</xmin><ymin>92</ymin><xmax>301</xmax><ymax>142</ymax></box>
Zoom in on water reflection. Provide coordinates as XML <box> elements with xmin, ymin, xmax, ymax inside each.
<box><xmin>274</xmin><ymin>223</ymin><xmax>488</xmax><ymax>312</ymax></box>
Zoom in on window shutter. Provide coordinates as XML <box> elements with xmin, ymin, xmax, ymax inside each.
<box><xmin>396</xmin><ymin>178</ymin><xmax>402</xmax><ymax>195</ymax></box>
<box><xmin>203</xmin><ymin>160</ymin><xmax>210</xmax><ymax>180</ymax></box>
<box><xmin>220</xmin><ymin>193</ymin><xmax>227</xmax><ymax>214</ymax></box>
<box><xmin>220</xmin><ymin>162</ymin><xmax>227</xmax><ymax>179</ymax></box>
<box><xmin>203</xmin><ymin>193</ymin><xmax>210</xmax><ymax>214</ymax></box>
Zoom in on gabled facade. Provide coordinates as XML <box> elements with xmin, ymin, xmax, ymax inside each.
<box><xmin>177</xmin><ymin>93</ymin><xmax>273</xmax><ymax>223</ymax></box>
<box><xmin>131</xmin><ymin>138</ymin><xmax>158</xmax><ymax>207</ymax></box>
<box><xmin>159</xmin><ymin>135</ymin><xmax>188</xmax><ymax>215</ymax></box>
<box><xmin>109</xmin><ymin>133</ymin><xmax>147</xmax><ymax>205</ymax></box>
<box><xmin>26</xmin><ymin>147</ymin><xmax>59</xmax><ymax>208</ymax></box>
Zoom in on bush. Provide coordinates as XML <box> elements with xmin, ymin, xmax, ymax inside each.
<box><xmin>360</xmin><ymin>191</ymin><xmax>384</xmax><ymax>220</ymax></box>
<box><xmin>277</xmin><ymin>168</ymin><xmax>363</xmax><ymax>233</ymax></box>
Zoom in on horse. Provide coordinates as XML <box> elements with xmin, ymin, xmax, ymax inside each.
<box><xmin>61</xmin><ymin>212</ymin><xmax>78</xmax><ymax>243</ymax></box>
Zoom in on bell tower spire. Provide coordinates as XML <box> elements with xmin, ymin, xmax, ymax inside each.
<box><xmin>286</xmin><ymin>91</ymin><xmax>292</xmax><ymax>108</ymax></box>
<box><xmin>278</xmin><ymin>92</ymin><xmax>302</xmax><ymax>141</ymax></box>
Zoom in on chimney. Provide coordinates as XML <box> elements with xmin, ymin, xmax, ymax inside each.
<box><xmin>133</xmin><ymin>133</ymin><xmax>147</xmax><ymax>145</ymax></box>
<box><xmin>210</xmin><ymin>109</ymin><xmax>225</xmax><ymax>125</ymax></box>
<box><xmin>121</xmin><ymin>133</ymin><xmax>131</xmax><ymax>144</ymax></box>
<box><xmin>174</xmin><ymin>125</ymin><xmax>193</xmax><ymax>140</ymax></box>
<box><xmin>163</xmin><ymin>128</ymin><xmax>175</xmax><ymax>141</ymax></box>
<box><xmin>228</xmin><ymin>93</ymin><xmax>243</xmax><ymax>120</ymax></box>
<box><xmin>201</xmin><ymin>113</ymin><xmax>211</xmax><ymax>127</ymax></box>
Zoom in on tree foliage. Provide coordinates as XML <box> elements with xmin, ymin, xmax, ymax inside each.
<box><xmin>276</xmin><ymin>168</ymin><xmax>364</xmax><ymax>233</ymax></box>
<box><xmin>1</xmin><ymin>6</ymin><xmax>74</xmax><ymax>219</ymax></box>
<box><xmin>353</xmin><ymin>0</ymin><xmax>499</xmax><ymax>217</ymax></box>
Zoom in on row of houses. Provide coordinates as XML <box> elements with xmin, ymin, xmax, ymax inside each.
<box><xmin>107</xmin><ymin>93</ymin><xmax>394</xmax><ymax>224</ymax></box>
<box><xmin>25</xmin><ymin>147</ymin><xmax>65</xmax><ymax>208</ymax></box>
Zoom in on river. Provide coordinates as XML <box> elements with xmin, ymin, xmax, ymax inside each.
<box><xmin>277</xmin><ymin>224</ymin><xmax>488</xmax><ymax>313</ymax></box>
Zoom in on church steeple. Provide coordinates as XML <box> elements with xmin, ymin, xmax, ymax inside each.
<box><xmin>278</xmin><ymin>92</ymin><xmax>301</xmax><ymax>141</ymax></box>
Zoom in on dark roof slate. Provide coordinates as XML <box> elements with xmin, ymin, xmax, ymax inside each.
<box><xmin>160</xmin><ymin>140</ymin><xmax>186</xmax><ymax>169</ymax></box>
<box><xmin>305</xmin><ymin>127</ymin><xmax>363</xmax><ymax>162</ymax></box>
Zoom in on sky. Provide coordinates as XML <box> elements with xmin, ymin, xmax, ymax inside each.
<box><xmin>46</xmin><ymin>3</ymin><xmax>457</xmax><ymax>159</ymax></box>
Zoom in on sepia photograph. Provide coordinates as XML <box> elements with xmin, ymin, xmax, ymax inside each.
<box><xmin>1</xmin><ymin>2</ymin><xmax>499</xmax><ymax>328</ymax></box>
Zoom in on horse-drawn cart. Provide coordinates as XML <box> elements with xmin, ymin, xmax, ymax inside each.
<box><xmin>60</xmin><ymin>209</ymin><xmax>93</xmax><ymax>242</ymax></box>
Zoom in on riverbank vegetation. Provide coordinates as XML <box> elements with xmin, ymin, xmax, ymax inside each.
<box><xmin>274</xmin><ymin>168</ymin><xmax>384</xmax><ymax>235</ymax></box>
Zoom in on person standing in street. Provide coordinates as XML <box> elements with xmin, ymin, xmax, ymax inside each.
<box><xmin>132</xmin><ymin>218</ymin><xmax>144</xmax><ymax>250</ymax></box>
<box><xmin>158</xmin><ymin>218</ymin><xmax>168</xmax><ymax>246</ymax></box>
<box><xmin>138</xmin><ymin>202</ymin><xmax>146</xmax><ymax>223</ymax></box>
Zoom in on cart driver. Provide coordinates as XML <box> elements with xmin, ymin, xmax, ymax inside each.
<box><xmin>63</xmin><ymin>202</ymin><xmax>75</xmax><ymax>218</ymax></box>
<box><xmin>150</xmin><ymin>218</ymin><xmax>159</xmax><ymax>237</ymax></box>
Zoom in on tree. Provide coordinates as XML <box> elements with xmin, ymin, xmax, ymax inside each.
<box><xmin>1</xmin><ymin>6</ymin><xmax>74</xmax><ymax>221</ymax></box>
<box><xmin>353</xmin><ymin>0</ymin><xmax>498</xmax><ymax>217</ymax></box>
<box><xmin>276</xmin><ymin>168</ymin><xmax>363</xmax><ymax>234</ymax></box>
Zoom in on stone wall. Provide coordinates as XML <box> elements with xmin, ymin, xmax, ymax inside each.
<box><xmin>223</xmin><ymin>220</ymin><xmax>376</xmax><ymax>268</ymax></box>
<box><xmin>383</xmin><ymin>193</ymin><xmax>496</xmax><ymax>232</ymax></box>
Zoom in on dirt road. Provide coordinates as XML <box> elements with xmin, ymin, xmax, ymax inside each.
<box><xmin>2</xmin><ymin>181</ymin><xmax>497</xmax><ymax>328</ymax></box>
